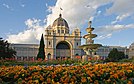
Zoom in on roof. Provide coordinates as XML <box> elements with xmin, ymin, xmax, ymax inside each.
<box><xmin>52</xmin><ymin>14</ymin><xmax>69</xmax><ymax>28</ymax></box>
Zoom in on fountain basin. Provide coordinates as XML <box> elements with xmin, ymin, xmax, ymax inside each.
<box><xmin>79</xmin><ymin>44</ymin><xmax>102</xmax><ymax>49</ymax></box>
<box><xmin>83</xmin><ymin>34</ymin><xmax>97</xmax><ymax>39</ymax></box>
<box><xmin>86</xmin><ymin>28</ymin><xmax>94</xmax><ymax>33</ymax></box>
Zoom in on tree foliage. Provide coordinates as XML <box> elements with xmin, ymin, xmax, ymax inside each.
<box><xmin>37</xmin><ymin>34</ymin><xmax>45</xmax><ymax>60</ymax></box>
<box><xmin>106</xmin><ymin>48</ymin><xmax>125</xmax><ymax>62</ymax></box>
<box><xmin>0</xmin><ymin>38</ymin><xmax>16</xmax><ymax>59</ymax></box>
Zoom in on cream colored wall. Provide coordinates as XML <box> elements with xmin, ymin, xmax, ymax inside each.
<box><xmin>10</xmin><ymin>44</ymin><xmax>39</xmax><ymax>58</ymax></box>
<box><xmin>129</xmin><ymin>48</ymin><xmax>134</xmax><ymax>58</ymax></box>
<box><xmin>44</xmin><ymin>28</ymin><xmax>81</xmax><ymax>59</ymax></box>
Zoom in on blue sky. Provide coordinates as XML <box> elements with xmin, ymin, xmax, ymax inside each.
<box><xmin>0</xmin><ymin>0</ymin><xmax>134</xmax><ymax>47</ymax></box>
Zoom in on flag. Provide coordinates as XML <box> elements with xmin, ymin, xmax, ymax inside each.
<box><xmin>60</xmin><ymin>7</ymin><xmax>63</xmax><ymax>10</ymax></box>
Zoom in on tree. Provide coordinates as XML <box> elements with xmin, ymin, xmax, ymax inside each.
<box><xmin>0</xmin><ymin>38</ymin><xmax>16</xmax><ymax>59</ymax></box>
<box><xmin>107</xmin><ymin>48</ymin><xmax>125</xmax><ymax>62</ymax></box>
<box><xmin>37</xmin><ymin>34</ymin><xmax>45</xmax><ymax>60</ymax></box>
<box><xmin>118</xmin><ymin>51</ymin><xmax>125</xmax><ymax>59</ymax></box>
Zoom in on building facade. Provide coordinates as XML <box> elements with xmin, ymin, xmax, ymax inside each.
<box><xmin>128</xmin><ymin>42</ymin><xmax>134</xmax><ymax>58</ymax></box>
<box><xmin>10</xmin><ymin>43</ymin><xmax>128</xmax><ymax>61</ymax></box>
<box><xmin>44</xmin><ymin>14</ymin><xmax>82</xmax><ymax>60</ymax></box>
<box><xmin>96</xmin><ymin>46</ymin><xmax>128</xmax><ymax>59</ymax></box>
<box><xmin>10</xmin><ymin>44</ymin><xmax>39</xmax><ymax>61</ymax></box>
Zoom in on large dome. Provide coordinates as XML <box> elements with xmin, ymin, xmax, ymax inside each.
<box><xmin>52</xmin><ymin>14</ymin><xmax>69</xmax><ymax>28</ymax></box>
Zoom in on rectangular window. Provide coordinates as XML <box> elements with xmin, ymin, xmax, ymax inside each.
<box><xmin>58</xmin><ymin>30</ymin><xmax>60</xmax><ymax>33</ymax></box>
<box><xmin>77</xmin><ymin>42</ymin><xmax>78</xmax><ymax>46</ymax></box>
<box><xmin>49</xmin><ymin>41</ymin><xmax>51</xmax><ymax>45</ymax></box>
<box><xmin>48</xmin><ymin>32</ymin><xmax>51</xmax><ymax>35</ymax></box>
<box><xmin>61</xmin><ymin>30</ymin><xmax>64</xmax><ymax>33</ymax></box>
<box><xmin>75</xmin><ymin>33</ymin><xmax>78</xmax><ymax>36</ymax></box>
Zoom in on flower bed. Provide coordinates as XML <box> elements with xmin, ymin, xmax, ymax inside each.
<box><xmin>0</xmin><ymin>63</ymin><xmax>134</xmax><ymax>84</ymax></box>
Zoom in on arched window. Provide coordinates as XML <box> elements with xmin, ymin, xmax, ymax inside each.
<box><xmin>77</xmin><ymin>42</ymin><xmax>78</xmax><ymax>46</ymax></box>
<box><xmin>56</xmin><ymin>42</ymin><xmax>70</xmax><ymax>49</ymax></box>
<box><xmin>49</xmin><ymin>41</ymin><xmax>51</xmax><ymax>45</ymax></box>
<box><xmin>47</xmin><ymin>53</ymin><xmax>51</xmax><ymax>60</ymax></box>
<box><xmin>75</xmin><ymin>53</ymin><xmax>79</xmax><ymax>56</ymax></box>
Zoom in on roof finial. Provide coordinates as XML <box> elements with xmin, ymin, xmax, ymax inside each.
<box><xmin>88</xmin><ymin>21</ymin><xmax>92</xmax><ymax>27</ymax></box>
<box><xmin>59</xmin><ymin>13</ymin><xmax>62</xmax><ymax>17</ymax></box>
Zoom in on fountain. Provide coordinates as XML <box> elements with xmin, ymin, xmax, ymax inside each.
<box><xmin>79</xmin><ymin>21</ymin><xmax>102</xmax><ymax>61</ymax></box>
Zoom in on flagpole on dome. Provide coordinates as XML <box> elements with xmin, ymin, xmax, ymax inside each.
<box><xmin>60</xmin><ymin>7</ymin><xmax>63</xmax><ymax>17</ymax></box>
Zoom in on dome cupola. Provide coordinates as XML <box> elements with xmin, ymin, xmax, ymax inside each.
<box><xmin>52</xmin><ymin>14</ymin><xmax>69</xmax><ymax>28</ymax></box>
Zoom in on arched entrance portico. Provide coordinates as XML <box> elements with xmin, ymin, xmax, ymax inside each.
<box><xmin>56</xmin><ymin>41</ymin><xmax>71</xmax><ymax>59</ymax></box>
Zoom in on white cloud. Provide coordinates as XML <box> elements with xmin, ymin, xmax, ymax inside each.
<box><xmin>3</xmin><ymin>3</ymin><xmax>10</xmax><ymax>9</ymax></box>
<box><xmin>106</xmin><ymin>0</ymin><xmax>134</xmax><ymax>15</ymax></box>
<box><xmin>97</xmin><ymin>11</ymin><xmax>102</xmax><ymax>15</ymax></box>
<box><xmin>21</xmin><ymin>4</ymin><xmax>25</xmax><ymax>7</ymax></box>
<box><xmin>7</xmin><ymin>19</ymin><xmax>45</xmax><ymax>44</ymax></box>
<box><xmin>106</xmin><ymin>0</ymin><xmax>134</xmax><ymax>23</ymax></box>
<box><xmin>25</xmin><ymin>18</ymin><xmax>41</xmax><ymax>28</ymax></box>
<box><xmin>98</xmin><ymin>24</ymin><xmax>134</xmax><ymax>33</ymax></box>
<box><xmin>111</xmin><ymin>13</ymin><xmax>130</xmax><ymax>24</ymax></box>
<box><xmin>45</xmin><ymin>3</ymin><xmax>48</xmax><ymax>7</ymax></box>
<box><xmin>2</xmin><ymin>3</ymin><xmax>14</xmax><ymax>11</ymax></box>
<box><xmin>95</xmin><ymin>24</ymin><xmax>134</xmax><ymax>39</ymax></box>
<box><xmin>46</xmin><ymin>0</ymin><xmax>112</xmax><ymax>30</ymax></box>
<box><xmin>7</xmin><ymin>0</ymin><xmax>113</xmax><ymax>44</ymax></box>
<box><xmin>97</xmin><ymin>33</ymin><xmax>112</xmax><ymax>40</ymax></box>
<box><xmin>19</xmin><ymin>0</ymin><xmax>25</xmax><ymax>7</ymax></box>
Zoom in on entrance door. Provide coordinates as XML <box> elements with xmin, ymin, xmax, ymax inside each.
<box><xmin>56</xmin><ymin>41</ymin><xmax>71</xmax><ymax>59</ymax></box>
<box><xmin>47</xmin><ymin>53</ymin><xmax>51</xmax><ymax>60</ymax></box>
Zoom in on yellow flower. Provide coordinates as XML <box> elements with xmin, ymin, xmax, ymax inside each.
<box><xmin>56</xmin><ymin>82</ymin><xmax>60</xmax><ymax>84</ymax></box>
<box><xmin>87</xmin><ymin>77</ymin><xmax>92</xmax><ymax>82</ymax></box>
<box><xmin>34</xmin><ymin>80</ymin><xmax>39</xmax><ymax>84</ymax></box>
<box><xmin>22</xmin><ymin>74</ymin><xmax>24</xmax><ymax>77</ymax></box>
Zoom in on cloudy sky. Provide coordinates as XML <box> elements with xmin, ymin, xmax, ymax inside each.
<box><xmin>0</xmin><ymin>0</ymin><xmax>134</xmax><ymax>47</ymax></box>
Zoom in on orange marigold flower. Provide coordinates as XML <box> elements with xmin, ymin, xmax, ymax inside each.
<box><xmin>113</xmin><ymin>74</ymin><xmax>118</xmax><ymax>79</ymax></box>
<box><xmin>27</xmin><ymin>80</ymin><xmax>33</xmax><ymax>84</ymax></box>
<box><xmin>127</xmin><ymin>70</ymin><xmax>132</xmax><ymax>73</ymax></box>
<box><xmin>127</xmin><ymin>80</ymin><xmax>133</xmax><ymax>84</ymax></box>
<box><xmin>47</xmin><ymin>78</ymin><xmax>51</xmax><ymax>83</ymax></box>
<box><xmin>14</xmin><ymin>75</ymin><xmax>18</xmax><ymax>79</ymax></box>
<box><xmin>81</xmin><ymin>77</ymin><xmax>86</xmax><ymax>83</ymax></box>
<box><xmin>34</xmin><ymin>80</ymin><xmax>39</xmax><ymax>84</ymax></box>
<box><xmin>94</xmin><ymin>80</ymin><xmax>99</xmax><ymax>84</ymax></box>
<box><xmin>64</xmin><ymin>77</ymin><xmax>69</xmax><ymax>83</ymax></box>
